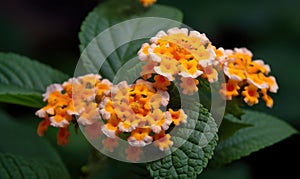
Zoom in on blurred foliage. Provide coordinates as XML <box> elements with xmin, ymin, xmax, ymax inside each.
<box><xmin>0</xmin><ymin>110</ymin><xmax>70</xmax><ymax>178</ymax></box>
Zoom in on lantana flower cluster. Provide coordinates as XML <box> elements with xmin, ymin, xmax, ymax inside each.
<box><xmin>35</xmin><ymin>74</ymin><xmax>112</xmax><ymax>146</ymax></box>
<box><xmin>215</xmin><ymin>47</ymin><xmax>278</xmax><ymax>107</ymax></box>
<box><xmin>35</xmin><ymin>27</ymin><xmax>278</xmax><ymax>161</ymax></box>
<box><xmin>100</xmin><ymin>79</ymin><xmax>186</xmax><ymax>151</ymax></box>
<box><xmin>138</xmin><ymin>27</ymin><xmax>278</xmax><ymax>107</ymax></box>
<box><xmin>138</xmin><ymin>27</ymin><xmax>218</xmax><ymax>95</ymax></box>
<box><xmin>36</xmin><ymin>74</ymin><xmax>186</xmax><ymax>160</ymax></box>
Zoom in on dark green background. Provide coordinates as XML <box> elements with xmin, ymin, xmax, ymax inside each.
<box><xmin>0</xmin><ymin>0</ymin><xmax>299</xmax><ymax>178</ymax></box>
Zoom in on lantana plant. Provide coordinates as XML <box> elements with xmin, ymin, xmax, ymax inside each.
<box><xmin>0</xmin><ymin>0</ymin><xmax>297</xmax><ymax>178</ymax></box>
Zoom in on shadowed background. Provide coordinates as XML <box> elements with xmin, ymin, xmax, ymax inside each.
<box><xmin>0</xmin><ymin>0</ymin><xmax>299</xmax><ymax>178</ymax></box>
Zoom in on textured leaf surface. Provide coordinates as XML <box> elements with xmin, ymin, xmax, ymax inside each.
<box><xmin>78</xmin><ymin>1</ymin><xmax>183</xmax><ymax>80</ymax></box>
<box><xmin>0</xmin><ymin>53</ymin><xmax>68</xmax><ymax>108</ymax></box>
<box><xmin>147</xmin><ymin>98</ymin><xmax>218</xmax><ymax>179</ymax></box>
<box><xmin>210</xmin><ymin>110</ymin><xmax>298</xmax><ymax>167</ymax></box>
<box><xmin>0</xmin><ymin>110</ymin><xmax>70</xmax><ymax>178</ymax></box>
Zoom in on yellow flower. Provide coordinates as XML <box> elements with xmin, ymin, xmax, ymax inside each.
<box><xmin>77</xmin><ymin>102</ymin><xmax>100</xmax><ymax>125</ymax></box>
<box><xmin>101</xmin><ymin>114</ymin><xmax>120</xmax><ymax>138</ymax></box>
<box><xmin>180</xmin><ymin>77</ymin><xmax>199</xmax><ymax>95</ymax></box>
<box><xmin>147</xmin><ymin>109</ymin><xmax>172</xmax><ymax>133</ymax></box>
<box><xmin>261</xmin><ymin>89</ymin><xmax>274</xmax><ymax>108</ymax></box>
<box><xmin>96</xmin><ymin>79</ymin><xmax>112</xmax><ymax>103</ymax></box>
<box><xmin>224</xmin><ymin>65</ymin><xmax>246</xmax><ymax>81</ymax></box>
<box><xmin>247</xmin><ymin>60</ymin><xmax>270</xmax><ymax>74</ymax></box>
<box><xmin>49</xmin><ymin>107</ymin><xmax>72</xmax><ymax>127</ymax></box>
<box><xmin>242</xmin><ymin>84</ymin><xmax>259</xmax><ymax>106</ymax></box>
<box><xmin>247</xmin><ymin>73</ymin><xmax>268</xmax><ymax>89</ymax></box>
<box><xmin>167</xmin><ymin>108</ymin><xmax>187</xmax><ymax>126</ymax></box>
<box><xmin>260</xmin><ymin>75</ymin><xmax>279</xmax><ymax>93</ymax></box>
<box><xmin>202</xmin><ymin>65</ymin><xmax>218</xmax><ymax>83</ymax></box>
<box><xmin>153</xmin><ymin>131</ymin><xmax>173</xmax><ymax>151</ymax></box>
<box><xmin>154</xmin><ymin>56</ymin><xmax>179</xmax><ymax>81</ymax></box>
<box><xmin>128</xmin><ymin>128</ymin><xmax>153</xmax><ymax>147</ymax></box>
<box><xmin>213</xmin><ymin>46</ymin><xmax>227</xmax><ymax>66</ymax></box>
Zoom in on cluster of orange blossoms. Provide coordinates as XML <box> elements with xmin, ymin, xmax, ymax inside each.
<box><xmin>138</xmin><ymin>27</ymin><xmax>218</xmax><ymax>95</ymax></box>
<box><xmin>138</xmin><ymin>27</ymin><xmax>278</xmax><ymax>107</ymax></box>
<box><xmin>36</xmin><ymin>74</ymin><xmax>186</xmax><ymax>160</ymax></box>
<box><xmin>35</xmin><ymin>27</ymin><xmax>278</xmax><ymax>161</ymax></box>
<box><xmin>215</xmin><ymin>47</ymin><xmax>278</xmax><ymax>107</ymax></box>
<box><xmin>35</xmin><ymin>74</ymin><xmax>112</xmax><ymax>146</ymax></box>
<box><xmin>100</xmin><ymin>79</ymin><xmax>186</xmax><ymax>151</ymax></box>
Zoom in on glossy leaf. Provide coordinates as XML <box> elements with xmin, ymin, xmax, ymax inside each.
<box><xmin>78</xmin><ymin>1</ymin><xmax>183</xmax><ymax>80</ymax></box>
<box><xmin>0</xmin><ymin>110</ymin><xmax>70</xmax><ymax>178</ymax></box>
<box><xmin>0</xmin><ymin>53</ymin><xmax>68</xmax><ymax>108</ymax></box>
<box><xmin>210</xmin><ymin>110</ymin><xmax>298</xmax><ymax>167</ymax></box>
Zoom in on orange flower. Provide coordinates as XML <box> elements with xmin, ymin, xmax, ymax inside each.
<box><xmin>153</xmin><ymin>131</ymin><xmax>173</xmax><ymax>151</ymax></box>
<box><xmin>167</xmin><ymin>108</ymin><xmax>187</xmax><ymax>126</ymax></box>
<box><xmin>261</xmin><ymin>89</ymin><xmax>274</xmax><ymax>108</ymax></box>
<box><xmin>57</xmin><ymin>127</ymin><xmax>70</xmax><ymax>147</ymax></box>
<box><xmin>242</xmin><ymin>85</ymin><xmax>260</xmax><ymax>106</ymax></box>
<box><xmin>220</xmin><ymin>79</ymin><xmax>240</xmax><ymax>100</ymax></box>
<box><xmin>128</xmin><ymin>128</ymin><xmax>153</xmax><ymax>147</ymax></box>
<box><xmin>153</xmin><ymin>75</ymin><xmax>171</xmax><ymax>91</ymax></box>
<box><xmin>37</xmin><ymin>115</ymin><xmax>50</xmax><ymax>137</ymax></box>
<box><xmin>139</xmin><ymin>0</ymin><xmax>156</xmax><ymax>7</ymax></box>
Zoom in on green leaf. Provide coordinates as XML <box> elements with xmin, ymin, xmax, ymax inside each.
<box><xmin>0</xmin><ymin>53</ymin><xmax>68</xmax><ymax>108</ymax></box>
<box><xmin>0</xmin><ymin>110</ymin><xmax>70</xmax><ymax>178</ymax></box>
<box><xmin>78</xmin><ymin>2</ymin><xmax>183</xmax><ymax>80</ymax></box>
<box><xmin>147</xmin><ymin>99</ymin><xmax>218</xmax><ymax>179</ymax></box>
<box><xmin>209</xmin><ymin>110</ymin><xmax>298</xmax><ymax>167</ymax></box>
<box><xmin>218</xmin><ymin>118</ymin><xmax>252</xmax><ymax>142</ymax></box>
